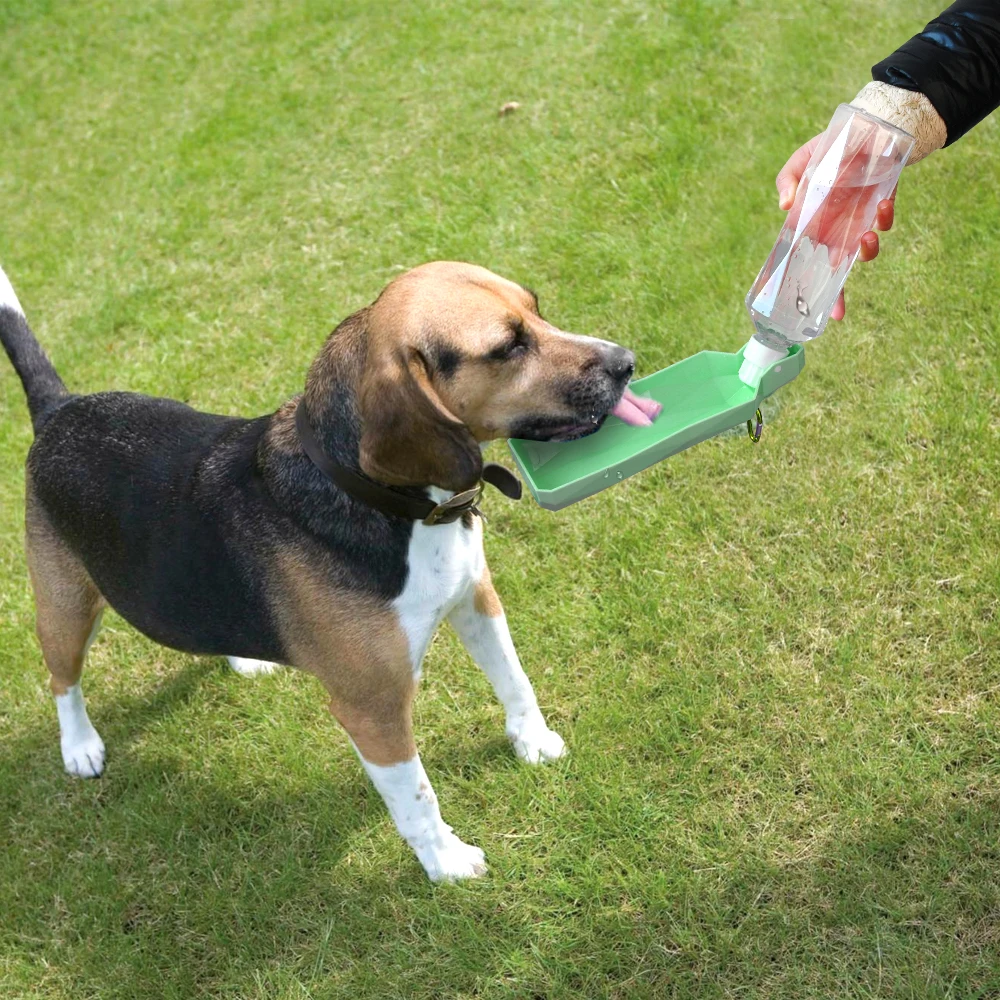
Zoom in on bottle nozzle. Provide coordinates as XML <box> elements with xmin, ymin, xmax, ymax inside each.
<box><xmin>738</xmin><ymin>337</ymin><xmax>789</xmax><ymax>388</ymax></box>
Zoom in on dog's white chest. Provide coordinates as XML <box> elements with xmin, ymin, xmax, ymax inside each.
<box><xmin>392</xmin><ymin>509</ymin><xmax>484</xmax><ymax>674</ymax></box>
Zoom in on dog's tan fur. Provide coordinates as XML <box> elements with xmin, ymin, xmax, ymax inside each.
<box><xmin>473</xmin><ymin>566</ymin><xmax>503</xmax><ymax>618</ymax></box>
<box><xmin>272</xmin><ymin>548</ymin><xmax>417</xmax><ymax>766</ymax></box>
<box><xmin>25</xmin><ymin>482</ymin><xmax>106</xmax><ymax>698</ymax></box>
<box><xmin>364</xmin><ymin>264</ymin><xmax>597</xmax><ymax>443</ymax></box>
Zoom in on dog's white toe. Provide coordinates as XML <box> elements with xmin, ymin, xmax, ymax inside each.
<box><xmin>56</xmin><ymin>685</ymin><xmax>105</xmax><ymax>778</ymax></box>
<box><xmin>509</xmin><ymin>718</ymin><xmax>567</xmax><ymax>764</ymax></box>
<box><xmin>419</xmin><ymin>833</ymin><xmax>488</xmax><ymax>882</ymax></box>
<box><xmin>227</xmin><ymin>656</ymin><xmax>280</xmax><ymax>677</ymax></box>
<box><xmin>62</xmin><ymin>729</ymin><xmax>105</xmax><ymax>778</ymax></box>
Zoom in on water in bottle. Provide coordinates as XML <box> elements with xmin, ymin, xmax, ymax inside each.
<box><xmin>738</xmin><ymin>104</ymin><xmax>915</xmax><ymax>386</ymax></box>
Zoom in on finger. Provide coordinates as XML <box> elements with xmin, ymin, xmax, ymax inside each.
<box><xmin>831</xmin><ymin>291</ymin><xmax>845</xmax><ymax>321</ymax></box>
<box><xmin>775</xmin><ymin>137</ymin><xmax>819</xmax><ymax>211</ymax></box>
<box><xmin>859</xmin><ymin>231</ymin><xmax>879</xmax><ymax>262</ymax></box>
<box><xmin>875</xmin><ymin>198</ymin><xmax>894</xmax><ymax>231</ymax></box>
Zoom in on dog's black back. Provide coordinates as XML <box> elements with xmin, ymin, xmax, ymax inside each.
<box><xmin>1</xmin><ymin>281</ymin><xmax>424</xmax><ymax>665</ymax></box>
<box><xmin>28</xmin><ymin>391</ymin><xmax>288</xmax><ymax>660</ymax></box>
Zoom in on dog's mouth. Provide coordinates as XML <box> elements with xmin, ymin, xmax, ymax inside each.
<box><xmin>511</xmin><ymin>387</ymin><xmax>663</xmax><ymax>442</ymax></box>
<box><xmin>508</xmin><ymin>415</ymin><xmax>604</xmax><ymax>443</ymax></box>
<box><xmin>546</xmin><ymin>417</ymin><xmax>608</xmax><ymax>442</ymax></box>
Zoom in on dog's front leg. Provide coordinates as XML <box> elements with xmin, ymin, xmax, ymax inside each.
<box><xmin>352</xmin><ymin>746</ymin><xmax>486</xmax><ymax>882</ymax></box>
<box><xmin>322</xmin><ymin>670</ymin><xmax>486</xmax><ymax>883</ymax></box>
<box><xmin>448</xmin><ymin>568</ymin><xmax>566</xmax><ymax>764</ymax></box>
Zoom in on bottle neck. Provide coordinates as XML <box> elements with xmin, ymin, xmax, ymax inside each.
<box><xmin>737</xmin><ymin>335</ymin><xmax>789</xmax><ymax>389</ymax></box>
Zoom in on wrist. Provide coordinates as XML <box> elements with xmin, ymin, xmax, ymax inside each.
<box><xmin>851</xmin><ymin>81</ymin><xmax>947</xmax><ymax>163</ymax></box>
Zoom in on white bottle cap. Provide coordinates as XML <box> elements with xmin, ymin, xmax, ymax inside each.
<box><xmin>738</xmin><ymin>337</ymin><xmax>789</xmax><ymax>388</ymax></box>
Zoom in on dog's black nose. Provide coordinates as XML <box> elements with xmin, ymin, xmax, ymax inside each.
<box><xmin>603</xmin><ymin>346</ymin><xmax>635</xmax><ymax>381</ymax></box>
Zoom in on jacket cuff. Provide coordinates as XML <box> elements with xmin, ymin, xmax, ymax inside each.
<box><xmin>850</xmin><ymin>81</ymin><xmax>947</xmax><ymax>164</ymax></box>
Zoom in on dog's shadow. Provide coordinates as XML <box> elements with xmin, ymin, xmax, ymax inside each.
<box><xmin>10</xmin><ymin>647</ymin><xmax>990</xmax><ymax>997</ymax></box>
<box><xmin>1</xmin><ymin>652</ymin><xmax>530</xmax><ymax>997</ymax></box>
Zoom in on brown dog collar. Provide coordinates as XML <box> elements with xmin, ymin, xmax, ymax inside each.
<box><xmin>294</xmin><ymin>400</ymin><xmax>521</xmax><ymax>526</ymax></box>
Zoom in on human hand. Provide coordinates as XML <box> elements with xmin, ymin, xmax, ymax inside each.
<box><xmin>775</xmin><ymin>133</ymin><xmax>895</xmax><ymax>321</ymax></box>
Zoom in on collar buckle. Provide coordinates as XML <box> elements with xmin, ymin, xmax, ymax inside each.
<box><xmin>422</xmin><ymin>483</ymin><xmax>485</xmax><ymax>526</ymax></box>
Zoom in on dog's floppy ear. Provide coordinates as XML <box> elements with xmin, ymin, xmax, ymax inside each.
<box><xmin>358</xmin><ymin>348</ymin><xmax>482</xmax><ymax>492</ymax></box>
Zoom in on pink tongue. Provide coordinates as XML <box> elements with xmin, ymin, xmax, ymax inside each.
<box><xmin>611</xmin><ymin>387</ymin><xmax>663</xmax><ymax>427</ymax></box>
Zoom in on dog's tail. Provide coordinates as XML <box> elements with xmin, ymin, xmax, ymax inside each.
<box><xmin>0</xmin><ymin>262</ymin><xmax>69</xmax><ymax>431</ymax></box>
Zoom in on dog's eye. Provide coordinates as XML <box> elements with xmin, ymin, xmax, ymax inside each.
<box><xmin>487</xmin><ymin>323</ymin><xmax>530</xmax><ymax>361</ymax></box>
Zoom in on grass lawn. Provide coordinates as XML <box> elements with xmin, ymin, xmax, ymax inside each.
<box><xmin>2</xmin><ymin>1</ymin><xmax>999</xmax><ymax>997</ymax></box>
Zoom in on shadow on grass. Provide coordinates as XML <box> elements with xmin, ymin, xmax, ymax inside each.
<box><xmin>2</xmin><ymin>661</ymin><xmax>999</xmax><ymax>998</ymax></box>
<box><xmin>0</xmin><ymin>659</ymin><xmax>542</xmax><ymax>998</ymax></box>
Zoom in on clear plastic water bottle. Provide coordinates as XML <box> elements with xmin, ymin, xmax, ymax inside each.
<box><xmin>738</xmin><ymin>104</ymin><xmax>915</xmax><ymax>387</ymax></box>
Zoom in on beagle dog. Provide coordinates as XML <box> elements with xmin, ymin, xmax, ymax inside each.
<box><xmin>0</xmin><ymin>260</ymin><xmax>659</xmax><ymax>881</ymax></box>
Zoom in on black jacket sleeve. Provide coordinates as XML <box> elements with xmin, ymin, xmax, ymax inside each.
<box><xmin>871</xmin><ymin>1</ymin><xmax>1000</xmax><ymax>146</ymax></box>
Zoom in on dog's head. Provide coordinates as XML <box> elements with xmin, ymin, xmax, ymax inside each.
<box><xmin>326</xmin><ymin>262</ymin><xmax>639</xmax><ymax>491</ymax></box>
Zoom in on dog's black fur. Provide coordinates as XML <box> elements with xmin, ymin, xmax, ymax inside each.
<box><xmin>1</xmin><ymin>308</ymin><xmax>66</xmax><ymax>429</ymax></box>
<box><xmin>3</xmin><ymin>302</ymin><xmax>416</xmax><ymax>664</ymax></box>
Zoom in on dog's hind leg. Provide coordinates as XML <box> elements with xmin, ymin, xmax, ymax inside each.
<box><xmin>448</xmin><ymin>565</ymin><xmax>566</xmax><ymax>764</ymax></box>
<box><xmin>26</xmin><ymin>493</ymin><xmax>107</xmax><ymax>778</ymax></box>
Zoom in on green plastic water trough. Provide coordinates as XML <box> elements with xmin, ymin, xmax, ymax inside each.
<box><xmin>507</xmin><ymin>343</ymin><xmax>805</xmax><ymax>511</ymax></box>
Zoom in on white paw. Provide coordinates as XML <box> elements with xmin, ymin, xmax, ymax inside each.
<box><xmin>62</xmin><ymin>728</ymin><xmax>105</xmax><ymax>778</ymax></box>
<box><xmin>227</xmin><ymin>656</ymin><xmax>280</xmax><ymax>677</ymax></box>
<box><xmin>418</xmin><ymin>833</ymin><xmax>488</xmax><ymax>882</ymax></box>
<box><xmin>509</xmin><ymin>720</ymin><xmax>567</xmax><ymax>764</ymax></box>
